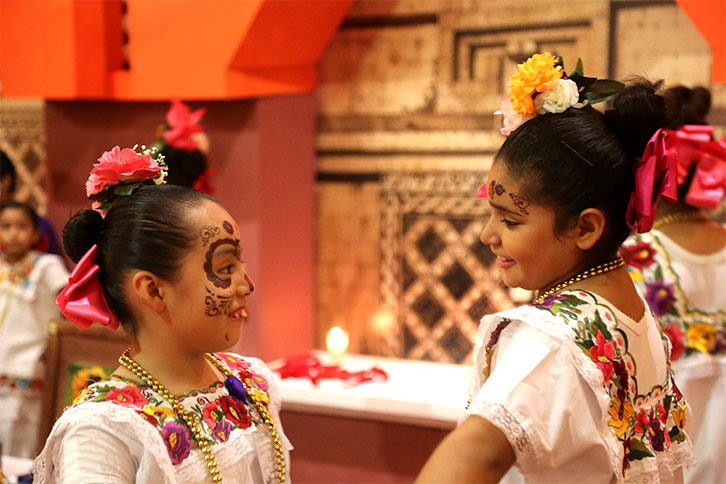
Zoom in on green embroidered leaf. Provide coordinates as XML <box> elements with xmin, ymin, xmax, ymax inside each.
<box><xmin>628</xmin><ymin>439</ymin><xmax>655</xmax><ymax>461</ymax></box>
<box><xmin>585</xmin><ymin>79</ymin><xmax>625</xmax><ymax>104</ymax></box>
<box><xmin>671</xmin><ymin>428</ymin><xmax>686</xmax><ymax>443</ymax></box>
<box><xmin>654</xmin><ymin>265</ymin><xmax>664</xmax><ymax>280</ymax></box>
<box><xmin>663</xmin><ymin>394</ymin><xmax>673</xmax><ymax>413</ymax></box>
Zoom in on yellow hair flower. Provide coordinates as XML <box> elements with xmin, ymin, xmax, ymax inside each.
<box><xmin>509</xmin><ymin>52</ymin><xmax>563</xmax><ymax>117</ymax></box>
<box><xmin>686</xmin><ymin>323</ymin><xmax>716</xmax><ymax>354</ymax></box>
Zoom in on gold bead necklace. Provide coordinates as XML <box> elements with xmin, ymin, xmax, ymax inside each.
<box><xmin>118</xmin><ymin>348</ymin><xmax>287</xmax><ymax>483</ymax></box>
<box><xmin>533</xmin><ymin>257</ymin><xmax>625</xmax><ymax>305</ymax></box>
<box><xmin>652</xmin><ymin>211</ymin><xmax>709</xmax><ymax>230</ymax></box>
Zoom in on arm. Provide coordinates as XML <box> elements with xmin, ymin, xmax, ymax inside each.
<box><xmin>416</xmin><ymin>415</ymin><xmax>515</xmax><ymax>484</ymax></box>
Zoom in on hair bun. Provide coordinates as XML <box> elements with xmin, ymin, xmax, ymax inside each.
<box><xmin>62</xmin><ymin>209</ymin><xmax>103</xmax><ymax>263</ymax></box>
<box><xmin>604</xmin><ymin>78</ymin><xmax>671</xmax><ymax>161</ymax></box>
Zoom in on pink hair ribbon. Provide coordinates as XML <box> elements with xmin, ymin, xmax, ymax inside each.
<box><xmin>56</xmin><ymin>245</ymin><xmax>120</xmax><ymax>330</ymax></box>
<box><xmin>627</xmin><ymin>129</ymin><xmax>678</xmax><ymax>233</ymax></box>
<box><xmin>670</xmin><ymin>125</ymin><xmax>726</xmax><ymax>210</ymax></box>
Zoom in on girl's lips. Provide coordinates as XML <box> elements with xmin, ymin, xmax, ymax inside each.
<box><xmin>496</xmin><ymin>256</ymin><xmax>515</xmax><ymax>268</ymax></box>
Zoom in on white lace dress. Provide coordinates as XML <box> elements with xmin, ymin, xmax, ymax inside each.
<box><xmin>0</xmin><ymin>251</ymin><xmax>69</xmax><ymax>458</ymax></box>
<box><xmin>622</xmin><ymin>230</ymin><xmax>726</xmax><ymax>484</ymax></box>
<box><xmin>465</xmin><ymin>290</ymin><xmax>694</xmax><ymax>484</ymax></box>
<box><xmin>33</xmin><ymin>354</ymin><xmax>292</xmax><ymax>484</ymax></box>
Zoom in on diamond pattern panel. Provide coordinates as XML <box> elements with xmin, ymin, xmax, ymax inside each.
<box><xmin>380</xmin><ymin>171</ymin><xmax>515</xmax><ymax>363</ymax></box>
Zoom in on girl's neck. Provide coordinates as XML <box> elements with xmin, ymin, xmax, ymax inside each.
<box><xmin>117</xmin><ymin>334</ymin><xmax>223</xmax><ymax>395</ymax></box>
<box><xmin>1</xmin><ymin>250</ymin><xmax>32</xmax><ymax>265</ymax></box>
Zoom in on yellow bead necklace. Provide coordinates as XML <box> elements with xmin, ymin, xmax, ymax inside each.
<box><xmin>533</xmin><ymin>257</ymin><xmax>625</xmax><ymax>305</ymax></box>
<box><xmin>118</xmin><ymin>348</ymin><xmax>287</xmax><ymax>483</ymax></box>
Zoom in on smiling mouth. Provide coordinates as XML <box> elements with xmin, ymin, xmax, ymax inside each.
<box><xmin>229</xmin><ymin>307</ymin><xmax>247</xmax><ymax>320</ymax></box>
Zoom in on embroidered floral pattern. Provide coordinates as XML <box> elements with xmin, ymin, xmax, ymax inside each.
<box><xmin>534</xmin><ymin>291</ymin><xmax>688</xmax><ymax>473</ymax></box>
<box><xmin>69</xmin><ymin>353</ymin><xmax>269</xmax><ymax>466</ymax></box>
<box><xmin>622</xmin><ymin>233</ymin><xmax>726</xmax><ymax>358</ymax></box>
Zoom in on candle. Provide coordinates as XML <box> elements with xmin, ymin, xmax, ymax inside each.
<box><xmin>326</xmin><ymin>326</ymin><xmax>349</xmax><ymax>361</ymax></box>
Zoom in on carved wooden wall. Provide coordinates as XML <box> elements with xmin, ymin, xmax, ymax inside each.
<box><xmin>315</xmin><ymin>0</ymin><xmax>723</xmax><ymax>363</ymax></box>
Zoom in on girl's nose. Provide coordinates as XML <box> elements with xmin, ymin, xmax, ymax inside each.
<box><xmin>243</xmin><ymin>272</ymin><xmax>255</xmax><ymax>294</ymax></box>
<box><xmin>480</xmin><ymin>217</ymin><xmax>500</xmax><ymax>247</ymax></box>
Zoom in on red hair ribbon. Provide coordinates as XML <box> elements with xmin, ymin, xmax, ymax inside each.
<box><xmin>56</xmin><ymin>245</ymin><xmax>120</xmax><ymax>330</ymax></box>
<box><xmin>669</xmin><ymin>125</ymin><xmax>726</xmax><ymax>210</ymax></box>
<box><xmin>627</xmin><ymin>129</ymin><xmax>678</xmax><ymax>233</ymax></box>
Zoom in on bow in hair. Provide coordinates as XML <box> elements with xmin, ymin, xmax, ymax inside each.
<box><xmin>56</xmin><ymin>245</ymin><xmax>120</xmax><ymax>330</ymax></box>
<box><xmin>669</xmin><ymin>125</ymin><xmax>726</xmax><ymax>210</ymax></box>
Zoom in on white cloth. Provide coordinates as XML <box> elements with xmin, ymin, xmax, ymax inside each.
<box><xmin>623</xmin><ymin>230</ymin><xmax>726</xmax><ymax>484</ymax></box>
<box><xmin>33</xmin><ymin>355</ymin><xmax>293</xmax><ymax>484</ymax></box>
<box><xmin>464</xmin><ymin>290</ymin><xmax>694</xmax><ymax>484</ymax></box>
<box><xmin>0</xmin><ymin>252</ymin><xmax>68</xmax><ymax>459</ymax></box>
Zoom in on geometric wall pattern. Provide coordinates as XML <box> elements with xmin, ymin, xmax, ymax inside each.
<box><xmin>379</xmin><ymin>171</ymin><xmax>515</xmax><ymax>363</ymax></box>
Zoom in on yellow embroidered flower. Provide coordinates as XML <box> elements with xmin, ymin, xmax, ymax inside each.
<box><xmin>72</xmin><ymin>386</ymin><xmax>92</xmax><ymax>405</ymax></box>
<box><xmin>608</xmin><ymin>396</ymin><xmax>634</xmax><ymax>437</ymax></box>
<box><xmin>686</xmin><ymin>323</ymin><xmax>716</xmax><ymax>354</ymax></box>
<box><xmin>627</xmin><ymin>270</ymin><xmax>643</xmax><ymax>283</ymax></box>
<box><xmin>143</xmin><ymin>405</ymin><xmax>175</xmax><ymax>420</ymax></box>
<box><xmin>509</xmin><ymin>52</ymin><xmax>563</xmax><ymax>117</ymax></box>
<box><xmin>672</xmin><ymin>404</ymin><xmax>686</xmax><ymax>430</ymax></box>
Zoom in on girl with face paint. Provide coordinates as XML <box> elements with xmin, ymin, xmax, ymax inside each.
<box><xmin>34</xmin><ymin>146</ymin><xmax>291</xmax><ymax>484</ymax></box>
<box><xmin>417</xmin><ymin>55</ymin><xmax>694</xmax><ymax>483</ymax></box>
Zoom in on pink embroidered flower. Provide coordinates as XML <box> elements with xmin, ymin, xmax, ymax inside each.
<box><xmin>161</xmin><ymin>421</ymin><xmax>193</xmax><ymax>465</ymax></box>
<box><xmin>664</xmin><ymin>323</ymin><xmax>686</xmax><ymax>361</ymax></box>
<box><xmin>635</xmin><ymin>409</ymin><xmax>651</xmax><ymax>435</ymax></box>
<box><xmin>203</xmin><ymin>400</ymin><xmax>225</xmax><ymax>429</ymax></box>
<box><xmin>216</xmin><ymin>353</ymin><xmax>251</xmax><ymax>373</ymax></box>
<box><xmin>85</xmin><ymin>146</ymin><xmax>163</xmax><ymax>197</ymax></box>
<box><xmin>163</xmin><ymin>99</ymin><xmax>206</xmax><ymax>151</ymax></box>
<box><xmin>106</xmin><ymin>386</ymin><xmax>148</xmax><ymax>407</ymax></box>
<box><xmin>589</xmin><ymin>330</ymin><xmax>615</xmax><ymax>383</ymax></box>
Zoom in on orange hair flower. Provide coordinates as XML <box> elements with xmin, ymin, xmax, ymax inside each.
<box><xmin>509</xmin><ymin>52</ymin><xmax>563</xmax><ymax>117</ymax></box>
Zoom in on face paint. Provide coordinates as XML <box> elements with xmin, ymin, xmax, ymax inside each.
<box><xmin>244</xmin><ymin>273</ymin><xmax>255</xmax><ymax>292</ymax></box>
<box><xmin>200</xmin><ymin>225</ymin><xmax>221</xmax><ymax>247</ymax></box>
<box><xmin>203</xmin><ymin>238</ymin><xmax>241</xmax><ymax>289</ymax></box>
<box><xmin>490</xmin><ymin>180</ymin><xmax>506</xmax><ymax>198</ymax></box>
<box><xmin>508</xmin><ymin>192</ymin><xmax>530</xmax><ymax>215</ymax></box>
<box><xmin>222</xmin><ymin>220</ymin><xmax>234</xmax><ymax>235</ymax></box>
<box><xmin>204</xmin><ymin>287</ymin><xmax>233</xmax><ymax>317</ymax></box>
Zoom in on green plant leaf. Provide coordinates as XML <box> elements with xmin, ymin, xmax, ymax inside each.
<box><xmin>569</xmin><ymin>73</ymin><xmax>597</xmax><ymax>88</ymax></box>
<box><xmin>114</xmin><ymin>182</ymin><xmax>140</xmax><ymax>196</ymax></box>
<box><xmin>585</xmin><ymin>79</ymin><xmax>625</xmax><ymax>104</ymax></box>
<box><xmin>569</xmin><ymin>58</ymin><xmax>584</xmax><ymax>77</ymax></box>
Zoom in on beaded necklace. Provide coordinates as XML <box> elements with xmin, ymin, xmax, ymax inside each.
<box><xmin>118</xmin><ymin>348</ymin><xmax>287</xmax><ymax>483</ymax></box>
<box><xmin>652</xmin><ymin>211</ymin><xmax>709</xmax><ymax>230</ymax></box>
<box><xmin>533</xmin><ymin>257</ymin><xmax>625</xmax><ymax>305</ymax></box>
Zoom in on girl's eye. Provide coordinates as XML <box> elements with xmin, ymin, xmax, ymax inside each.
<box><xmin>502</xmin><ymin>219</ymin><xmax>519</xmax><ymax>228</ymax></box>
<box><xmin>219</xmin><ymin>265</ymin><xmax>235</xmax><ymax>275</ymax></box>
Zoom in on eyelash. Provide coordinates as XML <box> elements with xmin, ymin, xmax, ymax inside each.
<box><xmin>501</xmin><ymin>219</ymin><xmax>519</xmax><ymax>228</ymax></box>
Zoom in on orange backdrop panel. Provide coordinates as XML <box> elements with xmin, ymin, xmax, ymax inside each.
<box><xmin>676</xmin><ymin>0</ymin><xmax>726</xmax><ymax>84</ymax></box>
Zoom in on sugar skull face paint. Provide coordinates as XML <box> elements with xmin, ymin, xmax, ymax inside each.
<box><xmin>203</xmin><ymin>237</ymin><xmax>241</xmax><ymax>289</ymax></box>
<box><xmin>204</xmin><ymin>287</ymin><xmax>233</xmax><ymax>317</ymax></box>
<box><xmin>488</xmin><ymin>180</ymin><xmax>529</xmax><ymax>215</ymax></box>
<box><xmin>200</xmin><ymin>225</ymin><xmax>221</xmax><ymax>246</ymax></box>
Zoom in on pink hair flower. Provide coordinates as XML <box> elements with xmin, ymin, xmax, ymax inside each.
<box><xmin>163</xmin><ymin>98</ymin><xmax>206</xmax><ymax>151</ymax></box>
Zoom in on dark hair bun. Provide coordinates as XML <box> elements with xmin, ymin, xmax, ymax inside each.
<box><xmin>665</xmin><ymin>85</ymin><xmax>711</xmax><ymax>127</ymax></box>
<box><xmin>604</xmin><ymin>78</ymin><xmax>671</xmax><ymax>161</ymax></box>
<box><xmin>62</xmin><ymin>209</ymin><xmax>103</xmax><ymax>263</ymax></box>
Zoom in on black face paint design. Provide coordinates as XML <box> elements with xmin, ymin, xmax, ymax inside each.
<box><xmin>508</xmin><ymin>192</ymin><xmax>530</xmax><ymax>215</ymax></box>
<box><xmin>204</xmin><ymin>287</ymin><xmax>233</xmax><ymax>317</ymax></box>
<box><xmin>200</xmin><ymin>225</ymin><xmax>221</xmax><ymax>247</ymax></box>
<box><xmin>203</xmin><ymin>238</ymin><xmax>240</xmax><ymax>289</ymax></box>
<box><xmin>222</xmin><ymin>220</ymin><xmax>234</xmax><ymax>235</ymax></box>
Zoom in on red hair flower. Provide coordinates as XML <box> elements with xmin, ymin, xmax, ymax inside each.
<box><xmin>163</xmin><ymin>98</ymin><xmax>206</xmax><ymax>151</ymax></box>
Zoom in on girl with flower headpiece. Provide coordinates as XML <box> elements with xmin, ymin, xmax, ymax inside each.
<box><xmin>33</xmin><ymin>146</ymin><xmax>291</xmax><ymax>483</ymax></box>
<box><xmin>620</xmin><ymin>85</ymin><xmax>725</xmax><ymax>484</ymax></box>
<box><xmin>0</xmin><ymin>201</ymin><xmax>68</xmax><ymax>458</ymax></box>
<box><xmin>417</xmin><ymin>53</ymin><xmax>694</xmax><ymax>483</ymax></box>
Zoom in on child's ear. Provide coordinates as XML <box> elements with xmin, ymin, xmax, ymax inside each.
<box><xmin>130</xmin><ymin>271</ymin><xmax>167</xmax><ymax>314</ymax></box>
<box><xmin>573</xmin><ymin>208</ymin><xmax>606</xmax><ymax>250</ymax></box>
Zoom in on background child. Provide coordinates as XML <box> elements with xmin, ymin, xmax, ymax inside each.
<box><xmin>621</xmin><ymin>85</ymin><xmax>725</xmax><ymax>484</ymax></box>
<box><xmin>417</xmin><ymin>54</ymin><xmax>694</xmax><ymax>483</ymax></box>
<box><xmin>0</xmin><ymin>201</ymin><xmax>68</xmax><ymax>458</ymax></box>
<box><xmin>33</xmin><ymin>146</ymin><xmax>291</xmax><ymax>483</ymax></box>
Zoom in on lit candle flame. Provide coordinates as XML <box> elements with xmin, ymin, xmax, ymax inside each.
<box><xmin>326</xmin><ymin>326</ymin><xmax>349</xmax><ymax>359</ymax></box>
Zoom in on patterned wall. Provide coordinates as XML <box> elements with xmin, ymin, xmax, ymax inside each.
<box><xmin>0</xmin><ymin>100</ymin><xmax>47</xmax><ymax>214</ymax></box>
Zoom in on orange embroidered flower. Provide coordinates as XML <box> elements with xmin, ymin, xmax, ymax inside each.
<box><xmin>509</xmin><ymin>52</ymin><xmax>563</xmax><ymax>117</ymax></box>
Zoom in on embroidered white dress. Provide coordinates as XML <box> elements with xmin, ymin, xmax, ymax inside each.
<box><xmin>465</xmin><ymin>290</ymin><xmax>694</xmax><ymax>484</ymax></box>
<box><xmin>0</xmin><ymin>251</ymin><xmax>69</xmax><ymax>458</ymax></box>
<box><xmin>33</xmin><ymin>354</ymin><xmax>292</xmax><ymax>484</ymax></box>
<box><xmin>622</xmin><ymin>230</ymin><xmax>726</xmax><ymax>484</ymax></box>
